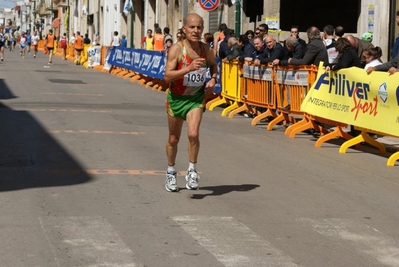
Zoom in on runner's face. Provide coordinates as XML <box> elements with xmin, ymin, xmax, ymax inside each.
<box><xmin>183</xmin><ymin>15</ymin><xmax>204</xmax><ymax>42</ymax></box>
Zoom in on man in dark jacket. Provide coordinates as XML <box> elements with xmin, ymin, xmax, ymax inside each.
<box><xmin>218</xmin><ymin>28</ymin><xmax>234</xmax><ymax>59</ymax></box>
<box><xmin>288</xmin><ymin>26</ymin><xmax>328</xmax><ymax>66</ymax></box>
<box><xmin>274</xmin><ymin>36</ymin><xmax>305</xmax><ymax>66</ymax></box>
<box><xmin>238</xmin><ymin>34</ymin><xmax>255</xmax><ymax>62</ymax></box>
<box><xmin>345</xmin><ymin>34</ymin><xmax>374</xmax><ymax>67</ymax></box>
<box><xmin>223</xmin><ymin>37</ymin><xmax>241</xmax><ymax>62</ymax></box>
<box><xmin>366</xmin><ymin>54</ymin><xmax>399</xmax><ymax>75</ymax></box>
<box><xmin>252</xmin><ymin>36</ymin><xmax>284</xmax><ymax>66</ymax></box>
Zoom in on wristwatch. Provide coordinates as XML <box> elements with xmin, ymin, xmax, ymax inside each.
<box><xmin>211</xmin><ymin>77</ymin><xmax>218</xmax><ymax>83</ymax></box>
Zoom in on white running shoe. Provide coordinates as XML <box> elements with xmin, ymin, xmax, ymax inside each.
<box><xmin>165</xmin><ymin>171</ymin><xmax>179</xmax><ymax>192</ymax></box>
<box><xmin>185</xmin><ymin>169</ymin><xmax>199</xmax><ymax>190</ymax></box>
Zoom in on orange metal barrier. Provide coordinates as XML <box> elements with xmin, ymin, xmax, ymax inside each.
<box><xmin>266</xmin><ymin>65</ymin><xmax>317</xmax><ymax>130</ymax></box>
<box><xmin>207</xmin><ymin>61</ymin><xmax>243</xmax><ymax>116</ymax></box>
<box><xmin>227</xmin><ymin>64</ymin><xmax>278</xmax><ymax>125</ymax></box>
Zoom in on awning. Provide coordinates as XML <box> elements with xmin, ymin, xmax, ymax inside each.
<box><xmin>52</xmin><ymin>18</ymin><xmax>60</xmax><ymax>28</ymax></box>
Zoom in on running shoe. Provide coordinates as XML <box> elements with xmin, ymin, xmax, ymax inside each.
<box><xmin>1</xmin><ymin>58</ymin><xmax>3</xmax><ymax>61</ymax></box>
<box><xmin>165</xmin><ymin>171</ymin><xmax>179</xmax><ymax>192</ymax></box>
<box><xmin>185</xmin><ymin>169</ymin><xmax>200</xmax><ymax>190</ymax></box>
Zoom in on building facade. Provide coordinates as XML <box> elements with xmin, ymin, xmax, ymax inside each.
<box><xmin>2</xmin><ymin>0</ymin><xmax>399</xmax><ymax>62</ymax></box>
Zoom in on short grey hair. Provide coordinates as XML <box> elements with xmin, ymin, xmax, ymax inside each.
<box><xmin>307</xmin><ymin>26</ymin><xmax>321</xmax><ymax>41</ymax></box>
<box><xmin>228</xmin><ymin>37</ymin><xmax>237</xmax><ymax>46</ymax></box>
<box><xmin>285</xmin><ymin>36</ymin><xmax>299</xmax><ymax>47</ymax></box>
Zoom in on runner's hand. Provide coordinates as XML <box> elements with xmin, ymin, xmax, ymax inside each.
<box><xmin>189</xmin><ymin>58</ymin><xmax>205</xmax><ymax>71</ymax></box>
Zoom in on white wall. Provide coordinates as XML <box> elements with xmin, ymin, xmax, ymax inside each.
<box><xmin>358</xmin><ymin>0</ymin><xmax>390</xmax><ymax>62</ymax></box>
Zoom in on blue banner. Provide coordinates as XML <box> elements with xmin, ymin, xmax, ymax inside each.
<box><xmin>107</xmin><ymin>47</ymin><xmax>222</xmax><ymax>92</ymax></box>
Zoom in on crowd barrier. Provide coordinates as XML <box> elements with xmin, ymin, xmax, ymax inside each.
<box><xmin>44</xmin><ymin>45</ymin><xmax>398</xmax><ymax>166</ymax></box>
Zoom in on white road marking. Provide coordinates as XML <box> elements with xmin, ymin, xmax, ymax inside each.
<box><xmin>173</xmin><ymin>216</ymin><xmax>299</xmax><ymax>267</ymax></box>
<box><xmin>39</xmin><ymin>216</ymin><xmax>142</xmax><ymax>267</ymax></box>
<box><xmin>299</xmin><ymin>218</ymin><xmax>399</xmax><ymax>266</ymax></box>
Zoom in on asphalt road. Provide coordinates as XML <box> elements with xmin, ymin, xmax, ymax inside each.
<box><xmin>0</xmin><ymin>49</ymin><xmax>399</xmax><ymax>267</ymax></box>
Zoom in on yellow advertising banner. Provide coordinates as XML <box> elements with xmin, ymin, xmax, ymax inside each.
<box><xmin>300</xmin><ymin>66</ymin><xmax>399</xmax><ymax>137</ymax></box>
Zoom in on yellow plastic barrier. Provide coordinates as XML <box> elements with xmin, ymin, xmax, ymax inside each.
<box><xmin>208</xmin><ymin>61</ymin><xmax>243</xmax><ymax>116</ymax></box>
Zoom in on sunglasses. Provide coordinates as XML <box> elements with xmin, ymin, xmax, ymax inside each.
<box><xmin>255</xmin><ymin>32</ymin><xmax>260</xmax><ymax>34</ymax></box>
<box><xmin>259</xmin><ymin>29</ymin><xmax>265</xmax><ymax>32</ymax></box>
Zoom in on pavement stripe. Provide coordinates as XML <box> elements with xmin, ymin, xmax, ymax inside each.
<box><xmin>299</xmin><ymin>218</ymin><xmax>399</xmax><ymax>266</ymax></box>
<box><xmin>173</xmin><ymin>216</ymin><xmax>298</xmax><ymax>267</ymax></box>
<box><xmin>47</xmin><ymin>169</ymin><xmax>189</xmax><ymax>175</ymax></box>
<box><xmin>27</xmin><ymin>109</ymin><xmax>110</xmax><ymax>113</ymax></box>
<box><xmin>46</xmin><ymin>130</ymin><xmax>146</xmax><ymax>135</ymax></box>
<box><xmin>42</xmin><ymin>92</ymin><xmax>105</xmax><ymax>96</ymax></box>
<box><xmin>39</xmin><ymin>216</ymin><xmax>143</xmax><ymax>267</ymax></box>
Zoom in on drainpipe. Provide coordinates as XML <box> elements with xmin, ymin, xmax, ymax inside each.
<box><xmin>144</xmin><ymin>0</ymin><xmax>148</xmax><ymax>32</ymax></box>
<box><xmin>130</xmin><ymin>3</ymin><xmax>134</xmax><ymax>48</ymax></box>
<box><xmin>234</xmin><ymin>0</ymin><xmax>241</xmax><ymax>37</ymax></box>
<box><xmin>87</xmin><ymin>0</ymin><xmax>89</xmax><ymax>34</ymax></box>
<box><xmin>389</xmin><ymin>0</ymin><xmax>397</xmax><ymax>59</ymax></box>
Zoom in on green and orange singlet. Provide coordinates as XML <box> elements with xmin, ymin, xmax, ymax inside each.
<box><xmin>170</xmin><ymin>40</ymin><xmax>208</xmax><ymax>96</ymax></box>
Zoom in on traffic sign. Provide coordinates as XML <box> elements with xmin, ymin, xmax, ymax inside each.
<box><xmin>199</xmin><ymin>0</ymin><xmax>220</xmax><ymax>12</ymax></box>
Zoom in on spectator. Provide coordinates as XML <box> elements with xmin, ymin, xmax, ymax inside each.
<box><xmin>257</xmin><ymin>23</ymin><xmax>269</xmax><ymax>40</ymax></box>
<box><xmin>70</xmin><ymin>32</ymin><xmax>76</xmax><ymax>44</ymax></box>
<box><xmin>366</xmin><ymin>52</ymin><xmax>399</xmax><ymax>75</ymax></box>
<box><xmin>153</xmin><ymin>27</ymin><xmax>164</xmax><ymax>51</ymax></box>
<box><xmin>275</xmin><ymin>36</ymin><xmax>305</xmax><ymax>66</ymax></box>
<box><xmin>325</xmin><ymin>37</ymin><xmax>361</xmax><ymax>72</ymax></box>
<box><xmin>288</xmin><ymin>26</ymin><xmax>329</xmax><ymax>66</ymax></box>
<box><xmin>392</xmin><ymin>11</ymin><xmax>399</xmax><ymax>59</ymax></box>
<box><xmin>163</xmin><ymin>27</ymin><xmax>173</xmax><ymax>44</ymax></box>
<box><xmin>345</xmin><ymin>34</ymin><xmax>374</xmax><ymax>67</ymax></box>
<box><xmin>334</xmin><ymin>25</ymin><xmax>345</xmax><ymax>40</ymax></box>
<box><xmin>213</xmin><ymin>23</ymin><xmax>228</xmax><ymax>56</ymax></box>
<box><xmin>109</xmin><ymin>31</ymin><xmax>121</xmax><ymax>48</ymax></box>
<box><xmin>143</xmin><ymin>29</ymin><xmax>153</xmax><ymax>50</ymax></box>
<box><xmin>363</xmin><ymin>46</ymin><xmax>383</xmax><ymax>70</ymax></box>
<box><xmin>323</xmin><ymin>24</ymin><xmax>338</xmax><ymax>64</ymax></box>
<box><xmin>176</xmin><ymin>28</ymin><xmax>184</xmax><ymax>42</ymax></box>
<box><xmin>95</xmin><ymin>32</ymin><xmax>101</xmax><ymax>45</ymax></box>
<box><xmin>245</xmin><ymin>30</ymin><xmax>254</xmax><ymax>40</ymax></box>
<box><xmin>164</xmin><ymin>38</ymin><xmax>173</xmax><ymax>56</ymax></box>
<box><xmin>121</xmin><ymin>35</ymin><xmax>127</xmax><ymax>47</ymax></box>
<box><xmin>361</xmin><ymin>32</ymin><xmax>373</xmax><ymax>42</ymax></box>
<box><xmin>238</xmin><ymin>34</ymin><xmax>255</xmax><ymax>62</ymax></box>
<box><xmin>203</xmin><ymin>32</ymin><xmax>214</xmax><ymax>48</ymax></box>
<box><xmin>83</xmin><ymin>33</ymin><xmax>91</xmax><ymax>45</ymax></box>
<box><xmin>218</xmin><ymin>28</ymin><xmax>234</xmax><ymax>59</ymax></box>
<box><xmin>222</xmin><ymin>36</ymin><xmax>241</xmax><ymax>62</ymax></box>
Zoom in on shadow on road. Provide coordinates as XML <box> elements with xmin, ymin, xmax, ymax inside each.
<box><xmin>190</xmin><ymin>184</ymin><xmax>260</xmax><ymax>199</ymax></box>
<box><xmin>0</xmin><ymin>79</ymin><xmax>92</xmax><ymax>192</ymax></box>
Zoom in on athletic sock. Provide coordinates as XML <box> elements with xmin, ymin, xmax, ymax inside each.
<box><xmin>167</xmin><ymin>165</ymin><xmax>176</xmax><ymax>173</ymax></box>
<box><xmin>188</xmin><ymin>161</ymin><xmax>196</xmax><ymax>171</ymax></box>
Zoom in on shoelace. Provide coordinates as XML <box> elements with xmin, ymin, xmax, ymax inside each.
<box><xmin>167</xmin><ymin>173</ymin><xmax>177</xmax><ymax>185</ymax></box>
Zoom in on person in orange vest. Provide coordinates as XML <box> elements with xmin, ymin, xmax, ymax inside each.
<box><xmin>153</xmin><ymin>27</ymin><xmax>164</xmax><ymax>52</ymax></box>
<box><xmin>74</xmin><ymin>31</ymin><xmax>84</xmax><ymax>65</ymax></box>
<box><xmin>44</xmin><ymin>29</ymin><xmax>55</xmax><ymax>64</ymax></box>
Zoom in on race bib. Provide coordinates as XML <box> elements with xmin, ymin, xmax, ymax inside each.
<box><xmin>183</xmin><ymin>68</ymin><xmax>206</xmax><ymax>86</ymax></box>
